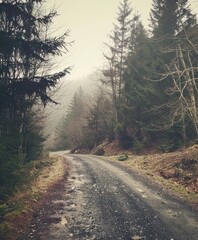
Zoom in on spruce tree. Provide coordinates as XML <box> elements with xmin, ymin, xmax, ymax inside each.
<box><xmin>150</xmin><ymin>0</ymin><xmax>197</xmax><ymax>38</ymax></box>
<box><xmin>122</xmin><ymin>18</ymin><xmax>159</xmax><ymax>149</ymax></box>
<box><xmin>103</xmin><ymin>0</ymin><xmax>133</xmax><ymax>126</ymax></box>
<box><xmin>0</xmin><ymin>0</ymin><xmax>70</xmax><ymax>193</ymax></box>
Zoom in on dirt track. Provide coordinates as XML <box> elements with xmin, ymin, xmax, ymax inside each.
<box><xmin>19</xmin><ymin>153</ymin><xmax>198</xmax><ymax>240</ymax></box>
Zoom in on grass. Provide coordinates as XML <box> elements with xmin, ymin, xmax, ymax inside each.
<box><xmin>107</xmin><ymin>147</ymin><xmax>198</xmax><ymax>208</ymax></box>
<box><xmin>0</xmin><ymin>154</ymin><xmax>66</xmax><ymax>240</ymax></box>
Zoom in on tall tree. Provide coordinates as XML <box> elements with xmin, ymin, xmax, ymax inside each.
<box><xmin>0</xmin><ymin>0</ymin><xmax>70</xmax><ymax>157</ymax></box>
<box><xmin>103</xmin><ymin>0</ymin><xmax>133</xmax><ymax>126</ymax></box>
<box><xmin>86</xmin><ymin>87</ymin><xmax>115</xmax><ymax>147</ymax></box>
<box><xmin>150</xmin><ymin>0</ymin><xmax>197</xmax><ymax>39</ymax></box>
<box><xmin>0</xmin><ymin>0</ymin><xmax>70</xmax><ymax>195</ymax></box>
<box><xmin>146</xmin><ymin>0</ymin><xmax>198</xmax><ymax>146</ymax></box>
<box><xmin>121</xmin><ymin>19</ymin><xmax>161</xmax><ymax>150</ymax></box>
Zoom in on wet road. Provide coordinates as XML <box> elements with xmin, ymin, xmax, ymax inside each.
<box><xmin>21</xmin><ymin>153</ymin><xmax>198</xmax><ymax>240</ymax></box>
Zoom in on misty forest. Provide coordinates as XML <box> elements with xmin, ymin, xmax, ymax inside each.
<box><xmin>54</xmin><ymin>0</ymin><xmax>198</xmax><ymax>153</ymax></box>
<box><xmin>0</xmin><ymin>0</ymin><xmax>198</xmax><ymax>207</ymax></box>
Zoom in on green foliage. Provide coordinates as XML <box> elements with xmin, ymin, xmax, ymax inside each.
<box><xmin>0</xmin><ymin>145</ymin><xmax>24</xmax><ymax>201</ymax></box>
<box><xmin>131</xmin><ymin>138</ymin><xmax>144</xmax><ymax>153</ymax></box>
<box><xmin>118</xmin><ymin>0</ymin><xmax>198</xmax><ymax>152</ymax></box>
<box><xmin>23</xmin><ymin>109</ymin><xmax>47</xmax><ymax>161</ymax></box>
<box><xmin>0</xmin><ymin>0</ymin><xmax>70</xmax><ymax>202</ymax></box>
<box><xmin>150</xmin><ymin>0</ymin><xmax>197</xmax><ymax>38</ymax></box>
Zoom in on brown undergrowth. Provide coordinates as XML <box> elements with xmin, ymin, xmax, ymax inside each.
<box><xmin>105</xmin><ymin>143</ymin><xmax>198</xmax><ymax>209</ymax></box>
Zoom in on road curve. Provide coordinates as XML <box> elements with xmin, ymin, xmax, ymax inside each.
<box><xmin>21</xmin><ymin>153</ymin><xmax>198</xmax><ymax>240</ymax></box>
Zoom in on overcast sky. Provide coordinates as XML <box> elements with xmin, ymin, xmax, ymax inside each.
<box><xmin>47</xmin><ymin>0</ymin><xmax>153</xmax><ymax>80</ymax></box>
<box><xmin>46</xmin><ymin>0</ymin><xmax>198</xmax><ymax>80</ymax></box>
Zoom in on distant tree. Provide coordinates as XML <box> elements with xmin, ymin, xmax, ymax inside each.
<box><xmin>54</xmin><ymin>116</ymin><xmax>70</xmax><ymax>151</ymax></box>
<box><xmin>85</xmin><ymin>87</ymin><xmax>115</xmax><ymax>147</ymax></box>
<box><xmin>54</xmin><ymin>88</ymin><xmax>89</xmax><ymax>150</ymax></box>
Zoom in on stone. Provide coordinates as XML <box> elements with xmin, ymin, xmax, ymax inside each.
<box><xmin>159</xmin><ymin>169</ymin><xmax>176</xmax><ymax>179</ymax></box>
<box><xmin>132</xmin><ymin>236</ymin><xmax>143</xmax><ymax>240</ymax></box>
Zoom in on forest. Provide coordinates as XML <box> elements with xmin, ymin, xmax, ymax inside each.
<box><xmin>0</xmin><ymin>0</ymin><xmax>70</xmax><ymax>200</ymax></box>
<box><xmin>55</xmin><ymin>0</ymin><xmax>198</xmax><ymax>154</ymax></box>
<box><xmin>0</xmin><ymin>0</ymin><xmax>198</xmax><ymax>201</ymax></box>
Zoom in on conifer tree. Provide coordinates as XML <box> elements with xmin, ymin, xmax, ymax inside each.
<box><xmin>103</xmin><ymin>0</ymin><xmax>133</xmax><ymax>126</ymax></box>
<box><xmin>54</xmin><ymin>88</ymin><xmax>88</xmax><ymax>150</ymax></box>
<box><xmin>0</xmin><ymin>0</ymin><xmax>70</xmax><ymax>192</ymax></box>
<box><xmin>121</xmin><ymin>18</ymin><xmax>159</xmax><ymax>149</ymax></box>
<box><xmin>150</xmin><ymin>0</ymin><xmax>196</xmax><ymax>38</ymax></box>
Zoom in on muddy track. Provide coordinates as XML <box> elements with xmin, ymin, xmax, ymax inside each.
<box><xmin>19</xmin><ymin>153</ymin><xmax>198</xmax><ymax>240</ymax></box>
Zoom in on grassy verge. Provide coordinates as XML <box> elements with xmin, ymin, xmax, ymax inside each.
<box><xmin>108</xmin><ymin>148</ymin><xmax>198</xmax><ymax>208</ymax></box>
<box><xmin>0</xmin><ymin>154</ymin><xmax>66</xmax><ymax>240</ymax></box>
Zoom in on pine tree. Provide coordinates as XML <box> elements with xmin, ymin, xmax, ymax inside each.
<box><xmin>150</xmin><ymin>0</ymin><xmax>197</xmax><ymax>39</ymax></box>
<box><xmin>103</xmin><ymin>0</ymin><xmax>133</xmax><ymax>126</ymax></box>
<box><xmin>86</xmin><ymin>87</ymin><xmax>115</xmax><ymax>147</ymax></box>
<box><xmin>0</xmin><ymin>0</ymin><xmax>70</xmax><ymax>195</ymax></box>
<box><xmin>0</xmin><ymin>0</ymin><xmax>70</xmax><ymax>156</ymax></box>
<box><xmin>121</xmin><ymin>19</ymin><xmax>160</xmax><ymax>149</ymax></box>
<box><xmin>54</xmin><ymin>88</ymin><xmax>88</xmax><ymax>150</ymax></box>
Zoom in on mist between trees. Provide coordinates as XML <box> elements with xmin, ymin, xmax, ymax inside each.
<box><xmin>54</xmin><ymin>0</ymin><xmax>198</xmax><ymax>154</ymax></box>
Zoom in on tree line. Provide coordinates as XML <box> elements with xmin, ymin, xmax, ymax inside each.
<box><xmin>55</xmin><ymin>0</ymin><xmax>198</xmax><ymax>153</ymax></box>
<box><xmin>0</xmin><ymin>0</ymin><xmax>70</xmax><ymax>199</ymax></box>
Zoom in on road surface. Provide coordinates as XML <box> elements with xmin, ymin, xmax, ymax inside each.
<box><xmin>20</xmin><ymin>153</ymin><xmax>198</xmax><ymax>240</ymax></box>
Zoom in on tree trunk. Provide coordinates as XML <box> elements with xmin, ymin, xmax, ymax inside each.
<box><xmin>178</xmin><ymin>44</ymin><xmax>198</xmax><ymax>137</ymax></box>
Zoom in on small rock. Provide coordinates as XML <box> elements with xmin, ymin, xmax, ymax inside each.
<box><xmin>159</xmin><ymin>169</ymin><xmax>176</xmax><ymax>179</ymax></box>
<box><xmin>136</xmin><ymin>188</ymin><xmax>145</xmax><ymax>193</ymax></box>
<box><xmin>132</xmin><ymin>236</ymin><xmax>142</xmax><ymax>240</ymax></box>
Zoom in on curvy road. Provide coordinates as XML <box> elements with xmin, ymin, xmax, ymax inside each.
<box><xmin>21</xmin><ymin>153</ymin><xmax>198</xmax><ymax>240</ymax></box>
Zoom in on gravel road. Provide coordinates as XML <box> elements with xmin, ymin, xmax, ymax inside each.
<box><xmin>20</xmin><ymin>153</ymin><xmax>198</xmax><ymax>240</ymax></box>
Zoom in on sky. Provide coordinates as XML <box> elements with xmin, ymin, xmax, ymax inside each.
<box><xmin>47</xmin><ymin>0</ymin><xmax>198</xmax><ymax>81</ymax></box>
<box><xmin>47</xmin><ymin>0</ymin><xmax>153</xmax><ymax>80</ymax></box>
